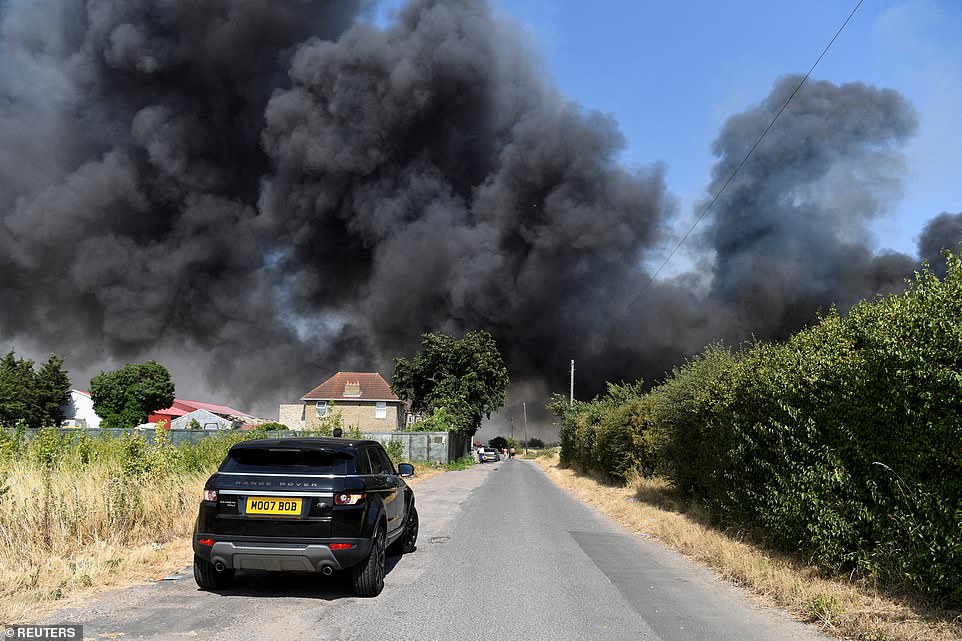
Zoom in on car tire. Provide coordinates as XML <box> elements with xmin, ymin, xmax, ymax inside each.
<box><xmin>352</xmin><ymin>523</ymin><xmax>385</xmax><ymax>597</ymax></box>
<box><xmin>193</xmin><ymin>554</ymin><xmax>235</xmax><ymax>590</ymax></box>
<box><xmin>388</xmin><ymin>504</ymin><xmax>419</xmax><ymax>555</ymax></box>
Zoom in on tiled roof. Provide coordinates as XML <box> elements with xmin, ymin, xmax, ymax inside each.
<box><xmin>301</xmin><ymin>372</ymin><xmax>400</xmax><ymax>402</ymax></box>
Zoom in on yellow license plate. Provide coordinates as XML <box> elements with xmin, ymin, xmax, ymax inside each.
<box><xmin>246</xmin><ymin>497</ymin><xmax>302</xmax><ymax>516</ymax></box>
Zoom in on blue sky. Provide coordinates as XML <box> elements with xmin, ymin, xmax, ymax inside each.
<box><xmin>378</xmin><ymin>0</ymin><xmax>962</xmax><ymax>263</ymax></box>
<box><xmin>498</xmin><ymin>0</ymin><xmax>962</xmax><ymax>263</ymax></box>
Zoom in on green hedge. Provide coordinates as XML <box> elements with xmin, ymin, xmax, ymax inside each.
<box><xmin>552</xmin><ymin>251</ymin><xmax>962</xmax><ymax>606</ymax></box>
<box><xmin>551</xmin><ymin>381</ymin><xmax>655</xmax><ymax>483</ymax></box>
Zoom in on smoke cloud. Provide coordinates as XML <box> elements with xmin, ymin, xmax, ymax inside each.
<box><xmin>918</xmin><ymin>212</ymin><xmax>962</xmax><ymax>278</ymax></box>
<box><xmin>0</xmin><ymin>1</ymin><xmax>957</xmax><ymax>436</ymax></box>
<box><xmin>701</xmin><ymin>76</ymin><xmax>920</xmax><ymax>339</ymax></box>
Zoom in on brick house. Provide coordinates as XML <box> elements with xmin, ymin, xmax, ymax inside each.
<box><xmin>287</xmin><ymin>372</ymin><xmax>405</xmax><ymax>432</ymax></box>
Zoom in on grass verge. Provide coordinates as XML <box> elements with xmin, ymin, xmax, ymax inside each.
<box><xmin>532</xmin><ymin>454</ymin><xmax>962</xmax><ymax>641</ymax></box>
<box><xmin>0</xmin><ymin>456</ymin><xmax>451</xmax><ymax>624</ymax></box>
<box><xmin>0</xmin><ymin>463</ymin><xmax>203</xmax><ymax>624</ymax></box>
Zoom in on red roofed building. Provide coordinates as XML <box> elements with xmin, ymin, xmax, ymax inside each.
<box><xmin>284</xmin><ymin>372</ymin><xmax>404</xmax><ymax>431</ymax></box>
<box><xmin>150</xmin><ymin>399</ymin><xmax>256</xmax><ymax>428</ymax></box>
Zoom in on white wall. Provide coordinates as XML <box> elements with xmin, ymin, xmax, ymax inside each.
<box><xmin>60</xmin><ymin>390</ymin><xmax>102</xmax><ymax>429</ymax></box>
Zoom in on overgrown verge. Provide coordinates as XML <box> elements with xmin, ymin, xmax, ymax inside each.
<box><xmin>550</xmin><ymin>252</ymin><xmax>962</xmax><ymax>613</ymax></box>
<box><xmin>0</xmin><ymin>426</ymin><xmax>438</xmax><ymax>623</ymax></box>
<box><xmin>0</xmin><ymin>427</ymin><xmax>264</xmax><ymax>623</ymax></box>
<box><xmin>534</xmin><ymin>454</ymin><xmax>961</xmax><ymax>641</ymax></box>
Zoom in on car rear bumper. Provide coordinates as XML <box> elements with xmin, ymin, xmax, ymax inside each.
<box><xmin>193</xmin><ymin>535</ymin><xmax>373</xmax><ymax>572</ymax></box>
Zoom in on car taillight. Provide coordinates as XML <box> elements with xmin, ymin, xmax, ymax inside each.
<box><xmin>203</xmin><ymin>490</ymin><xmax>218</xmax><ymax>502</ymax></box>
<box><xmin>198</xmin><ymin>538</ymin><xmax>215</xmax><ymax>546</ymax></box>
<box><xmin>329</xmin><ymin>543</ymin><xmax>355</xmax><ymax>551</ymax></box>
<box><xmin>334</xmin><ymin>493</ymin><xmax>365</xmax><ymax>506</ymax></box>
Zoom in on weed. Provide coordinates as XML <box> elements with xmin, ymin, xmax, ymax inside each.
<box><xmin>805</xmin><ymin>593</ymin><xmax>843</xmax><ymax>625</ymax></box>
<box><xmin>444</xmin><ymin>455</ymin><xmax>474</xmax><ymax>471</ymax></box>
<box><xmin>385</xmin><ymin>439</ymin><xmax>405</xmax><ymax>464</ymax></box>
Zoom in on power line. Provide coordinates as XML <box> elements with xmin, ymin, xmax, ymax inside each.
<box><xmin>623</xmin><ymin>0</ymin><xmax>865</xmax><ymax>316</ymax></box>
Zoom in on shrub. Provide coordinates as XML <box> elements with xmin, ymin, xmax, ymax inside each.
<box><xmin>385</xmin><ymin>439</ymin><xmax>405</xmax><ymax>464</ymax></box>
<box><xmin>549</xmin><ymin>381</ymin><xmax>648</xmax><ymax>482</ymax></box>
<box><xmin>552</xmin><ymin>251</ymin><xmax>962</xmax><ymax>607</ymax></box>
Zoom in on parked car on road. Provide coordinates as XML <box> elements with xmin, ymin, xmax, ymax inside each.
<box><xmin>192</xmin><ymin>437</ymin><xmax>419</xmax><ymax>597</ymax></box>
<box><xmin>477</xmin><ymin>447</ymin><xmax>500</xmax><ymax>463</ymax></box>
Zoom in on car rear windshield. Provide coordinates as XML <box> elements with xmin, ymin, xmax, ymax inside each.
<box><xmin>220</xmin><ymin>448</ymin><xmax>355</xmax><ymax>475</ymax></box>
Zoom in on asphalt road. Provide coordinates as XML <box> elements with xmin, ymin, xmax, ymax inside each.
<box><xmin>45</xmin><ymin>460</ymin><xmax>831</xmax><ymax>641</ymax></box>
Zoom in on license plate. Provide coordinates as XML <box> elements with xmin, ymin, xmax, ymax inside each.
<box><xmin>245</xmin><ymin>497</ymin><xmax>302</xmax><ymax>516</ymax></box>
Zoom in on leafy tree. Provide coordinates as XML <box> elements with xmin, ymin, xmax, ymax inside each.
<box><xmin>0</xmin><ymin>351</ymin><xmax>71</xmax><ymax>428</ymax></box>
<box><xmin>392</xmin><ymin>330</ymin><xmax>509</xmax><ymax>436</ymax></box>
<box><xmin>488</xmin><ymin>436</ymin><xmax>507</xmax><ymax>450</ymax></box>
<box><xmin>90</xmin><ymin>361</ymin><xmax>175</xmax><ymax>429</ymax></box>
<box><xmin>525</xmin><ymin>437</ymin><xmax>545</xmax><ymax>449</ymax></box>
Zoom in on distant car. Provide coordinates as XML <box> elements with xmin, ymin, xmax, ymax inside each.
<box><xmin>478</xmin><ymin>447</ymin><xmax>500</xmax><ymax>463</ymax></box>
<box><xmin>192</xmin><ymin>437</ymin><xmax>418</xmax><ymax>597</ymax></box>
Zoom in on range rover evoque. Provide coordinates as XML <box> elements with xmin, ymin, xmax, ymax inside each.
<box><xmin>192</xmin><ymin>437</ymin><xmax>419</xmax><ymax>597</ymax></box>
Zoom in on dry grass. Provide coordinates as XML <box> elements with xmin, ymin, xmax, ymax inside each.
<box><xmin>0</xmin><ymin>463</ymin><xmax>204</xmax><ymax>624</ymax></box>
<box><xmin>0</xmin><ymin>458</ymin><xmax>447</xmax><ymax>624</ymax></box>
<box><xmin>406</xmin><ymin>463</ymin><xmax>443</xmax><ymax>486</ymax></box>
<box><xmin>533</xmin><ymin>455</ymin><xmax>962</xmax><ymax>641</ymax></box>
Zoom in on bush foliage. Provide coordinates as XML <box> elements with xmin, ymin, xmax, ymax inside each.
<box><xmin>551</xmin><ymin>252</ymin><xmax>962</xmax><ymax>606</ymax></box>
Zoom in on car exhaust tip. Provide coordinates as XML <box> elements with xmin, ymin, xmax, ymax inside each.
<box><xmin>214</xmin><ymin>562</ymin><xmax>226</xmax><ymax>572</ymax></box>
<box><xmin>322</xmin><ymin>566</ymin><xmax>333</xmax><ymax>576</ymax></box>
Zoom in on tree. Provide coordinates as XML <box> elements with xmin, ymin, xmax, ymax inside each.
<box><xmin>488</xmin><ymin>436</ymin><xmax>508</xmax><ymax>450</ymax></box>
<box><xmin>34</xmin><ymin>355</ymin><xmax>71</xmax><ymax>427</ymax></box>
<box><xmin>0</xmin><ymin>351</ymin><xmax>71</xmax><ymax>428</ymax></box>
<box><xmin>0</xmin><ymin>351</ymin><xmax>33</xmax><ymax>427</ymax></box>
<box><xmin>90</xmin><ymin>361</ymin><xmax>175</xmax><ymax>429</ymax></box>
<box><xmin>391</xmin><ymin>330</ymin><xmax>509</xmax><ymax>436</ymax></box>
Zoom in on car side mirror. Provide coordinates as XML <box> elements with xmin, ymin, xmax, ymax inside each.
<box><xmin>397</xmin><ymin>463</ymin><xmax>415</xmax><ymax>478</ymax></box>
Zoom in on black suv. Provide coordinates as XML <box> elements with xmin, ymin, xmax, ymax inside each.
<box><xmin>192</xmin><ymin>437</ymin><xmax>419</xmax><ymax>597</ymax></box>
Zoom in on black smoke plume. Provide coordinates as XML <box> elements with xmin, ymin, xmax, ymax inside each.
<box><xmin>0</xmin><ymin>1</ymin><xmax>957</xmax><ymax>434</ymax></box>
<box><xmin>701</xmin><ymin>76</ymin><xmax>920</xmax><ymax>338</ymax></box>
<box><xmin>918</xmin><ymin>212</ymin><xmax>962</xmax><ymax>278</ymax></box>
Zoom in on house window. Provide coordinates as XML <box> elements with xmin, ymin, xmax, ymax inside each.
<box><xmin>375</xmin><ymin>402</ymin><xmax>386</xmax><ymax>419</ymax></box>
<box><xmin>316</xmin><ymin>401</ymin><xmax>328</xmax><ymax>418</ymax></box>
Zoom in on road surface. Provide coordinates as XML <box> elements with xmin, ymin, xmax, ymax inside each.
<box><xmin>45</xmin><ymin>460</ymin><xmax>830</xmax><ymax>641</ymax></box>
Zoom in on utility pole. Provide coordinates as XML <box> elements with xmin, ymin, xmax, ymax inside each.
<box><xmin>570</xmin><ymin>359</ymin><xmax>575</xmax><ymax>406</ymax></box>
<box><xmin>523</xmin><ymin>401</ymin><xmax>528</xmax><ymax>455</ymax></box>
<box><xmin>510</xmin><ymin>416</ymin><xmax>514</xmax><ymax>439</ymax></box>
